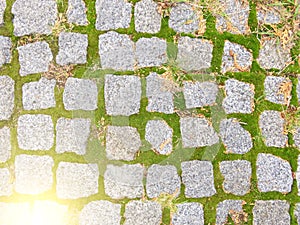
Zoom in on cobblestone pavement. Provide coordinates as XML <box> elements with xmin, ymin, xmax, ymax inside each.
<box><xmin>0</xmin><ymin>0</ymin><xmax>300</xmax><ymax>224</ymax></box>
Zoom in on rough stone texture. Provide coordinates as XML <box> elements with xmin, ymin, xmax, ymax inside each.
<box><xmin>294</xmin><ymin>127</ymin><xmax>300</xmax><ymax>149</ymax></box>
<box><xmin>264</xmin><ymin>76</ymin><xmax>292</xmax><ymax>105</ymax></box>
<box><xmin>56</xmin><ymin>118</ymin><xmax>91</xmax><ymax>155</ymax></box>
<box><xmin>220</xmin><ymin>118</ymin><xmax>253</xmax><ymax>154</ymax></box>
<box><xmin>99</xmin><ymin>32</ymin><xmax>135</xmax><ymax>71</ymax></box>
<box><xmin>257</xmin><ymin>153</ymin><xmax>293</xmax><ymax>193</ymax></box>
<box><xmin>95</xmin><ymin>0</ymin><xmax>132</xmax><ymax>31</ymax></box>
<box><xmin>294</xmin><ymin>203</ymin><xmax>300</xmax><ymax>225</ymax></box>
<box><xmin>0</xmin><ymin>168</ymin><xmax>13</xmax><ymax>196</ymax></box>
<box><xmin>0</xmin><ymin>36</ymin><xmax>12</xmax><ymax>67</ymax></box>
<box><xmin>67</xmin><ymin>0</ymin><xmax>88</xmax><ymax>26</ymax></box>
<box><xmin>104</xmin><ymin>164</ymin><xmax>144</xmax><ymax>199</ymax></box>
<box><xmin>15</xmin><ymin>154</ymin><xmax>54</xmax><ymax>194</ymax></box>
<box><xmin>134</xmin><ymin>0</ymin><xmax>161</xmax><ymax>33</ymax></box>
<box><xmin>180</xmin><ymin>117</ymin><xmax>219</xmax><ymax>148</ymax></box>
<box><xmin>259</xmin><ymin>110</ymin><xmax>288</xmax><ymax>147</ymax></box>
<box><xmin>253</xmin><ymin>200</ymin><xmax>290</xmax><ymax>225</ymax></box>
<box><xmin>18</xmin><ymin>41</ymin><xmax>53</xmax><ymax>76</ymax></box>
<box><xmin>63</xmin><ymin>77</ymin><xmax>98</xmax><ymax>111</ymax></box>
<box><xmin>177</xmin><ymin>36</ymin><xmax>213</xmax><ymax>71</ymax></box>
<box><xmin>216</xmin><ymin>200</ymin><xmax>245</xmax><ymax>225</ymax></box>
<box><xmin>183</xmin><ymin>81</ymin><xmax>218</xmax><ymax>109</ymax></box>
<box><xmin>257</xmin><ymin>38</ymin><xmax>292</xmax><ymax>70</ymax></box>
<box><xmin>146</xmin><ymin>164</ymin><xmax>180</xmax><ymax>198</ymax></box>
<box><xmin>124</xmin><ymin>201</ymin><xmax>162</xmax><ymax>225</ymax></box>
<box><xmin>296</xmin><ymin>155</ymin><xmax>300</xmax><ymax>196</ymax></box>
<box><xmin>106</xmin><ymin>125</ymin><xmax>141</xmax><ymax>161</ymax></box>
<box><xmin>0</xmin><ymin>76</ymin><xmax>14</xmax><ymax>121</ymax></box>
<box><xmin>0</xmin><ymin>0</ymin><xmax>5</xmax><ymax>25</ymax></box>
<box><xmin>220</xmin><ymin>160</ymin><xmax>252</xmax><ymax>196</ymax></box>
<box><xmin>221</xmin><ymin>41</ymin><xmax>253</xmax><ymax>73</ymax></box>
<box><xmin>104</xmin><ymin>74</ymin><xmax>141</xmax><ymax>116</ymax></box>
<box><xmin>56</xmin><ymin>32</ymin><xmax>88</xmax><ymax>65</ymax></box>
<box><xmin>145</xmin><ymin>120</ymin><xmax>173</xmax><ymax>155</ymax></box>
<box><xmin>22</xmin><ymin>77</ymin><xmax>56</xmax><ymax>110</ymax></box>
<box><xmin>79</xmin><ymin>201</ymin><xmax>121</xmax><ymax>225</ymax></box>
<box><xmin>135</xmin><ymin>37</ymin><xmax>167</xmax><ymax>68</ymax></box>
<box><xmin>56</xmin><ymin>162</ymin><xmax>99</xmax><ymax>199</ymax></box>
<box><xmin>216</xmin><ymin>0</ymin><xmax>250</xmax><ymax>34</ymax></box>
<box><xmin>222</xmin><ymin>79</ymin><xmax>254</xmax><ymax>114</ymax></box>
<box><xmin>257</xmin><ymin>6</ymin><xmax>281</xmax><ymax>25</ymax></box>
<box><xmin>171</xmin><ymin>202</ymin><xmax>204</xmax><ymax>225</ymax></box>
<box><xmin>0</xmin><ymin>126</ymin><xmax>10</xmax><ymax>163</ymax></box>
<box><xmin>0</xmin><ymin>202</ymin><xmax>31</xmax><ymax>225</ymax></box>
<box><xmin>181</xmin><ymin>160</ymin><xmax>216</xmax><ymax>198</ymax></box>
<box><xmin>17</xmin><ymin>114</ymin><xmax>54</xmax><ymax>150</ymax></box>
<box><xmin>12</xmin><ymin>0</ymin><xmax>57</xmax><ymax>36</ymax></box>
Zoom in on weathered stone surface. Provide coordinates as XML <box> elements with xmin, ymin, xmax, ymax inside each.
<box><xmin>177</xmin><ymin>36</ymin><xmax>213</xmax><ymax>71</ymax></box>
<box><xmin>294</xmin><ymin>127</ymin><xmax>300</xmax><ymax>149</ymax></box>
<box><xmin>296</xmin><ymin>155</ymin><xmax>300</xmax><ymax>196</ymax></box>
<box><xmin>134</xmin><ymin>0</ymin><xmax>161</xmax><ymax>33</ymax></box>
<box><xmin>12</xmin><ymin>0</ymin><xmax>57</xmax><ymax>36</ymax></box>
<box><xmin>106</xmin><ymin>126</ymin><xmax>141</xmax><ymax>161</ymax></box>
<box><xmin>0</xmin><ymin>202</ymin><xmax>31</xmax><ymax>225</ymax></box>
<box><xmin>63</xmin><ymin>77</ymin><xmax>98</xmax><ymax>111</ymax></box>
<box><xmin>15</xmin><ymin>154</ymin><xmax>54</xmax><ymax>194</ymax></box>
<box><xmin>221</xmin><ymin>41</ymin><xmax>252</xmax><ymax>73</ymax></box>
<box><xmin>257</xmin><ymin>153</ymin><xmax>292</xmax><ymax>193</ymax></box>
<box><xmin>259</xmin><ymin>110</ymin><xmax>287</xmax><ymax>147</ymax></box>
<box><xmin>181</xmin><ymin>160</ymin><xmax>216</xmax><ymax>198</ymax></box>
<box><xmin>0</xmin><ymin>36</ymin><xmax>12</xmax><ymax>67</ymax></box>
<box><xmin>294</xmin><ymin>203</ymin><xmax>300</xmax><ymax>225</ymax></box>
<box><xmin>124</xmin><ymin>200</ymin><xmax>162</xmax><ymax>225</ymax></box>
<box><xmin>222</xmin><ymin>79</ymin><xmax>254</xmax><ymax>114</ymax></box>
<box><xmin>104</xmin><ymin>74</ymin><xmax>141</xmax><ymax>116</ymax></box>
<box><xmin>104</xmin><ymin>164</ymin><xmax>144</xmax><ymax>199</ymax></box>
<box><xmin>257</xmin><ymin>6</ymin><xmax>281</xmax><ymax>25</ymax></box>
<box><xmin>180</xmin><ymin>117</ymin><xmax>219</xmax><ymax>148</ymax></box>
<box><xmin>67</xmin><ymin>0</ymin><xmax>88</xmax><ymax>26</ymax></box>
<box><xmin>0</xmin><ymin>0</ymin><xmax>6</xmax><ymax>25</ymax></box>
<box><xmin>22</xmin><ymin>77</ymin><xmax>56</xmax><ymax>110</ymax></box>
<box><xmin>253</xmin><ymin>200</ymin><xmax>290</xmax><ymax>225</ymax></box>
<box><xmin>171</xmin><ymin>202</ymin><xmax>204</xmax><ymax>225</ymax></box>
<box><xmin>17</xmin><ymin>114</ymin><xmax>54</xmax><ymax>150</ymax></box>
<box><xmin>0</xmin><ymin>168</ymin><xmax>13</xmax><ymax>196</ymax></box>
<box><xmin>264</xmin><ymin>76</ymin><xmax>292</xmax><ymax>105</ymax></box>
<box><xmin>220</xmin><ymin>118</ymin><xmax>253</xmax><ymax>154</ymax></box>
<box><xmin>0</xmin><ymin>76</ymin><xmax>14</xmax><ymax>121</ymax></box>
<box><xmin>146</xmin><ymin>164</ymin><xmax>180</xmax><ymax>198</ymax></box>
<box><xmin>56</xmin><ymin>162</ymin><xmax>99</xmax><ymax>199</ymax></box>
<box><xmin>216</xmin><ymin>200</ymin><xmax>245</xmax><ymax>225</ymax></box>
<box><xmin>95</xmin><ymin>0</ymin><xmax>132</xmax><ymax>31</ymax></box>
<box><xmin>220</xmin><ymin>160</ymin><xmax>251</xmax><ymax>196</ymax></box>
<box><xmin>79</xmin><ymin>200</ymin><xmax>121</xmax><ymax>225</ymax></box>
<box><xmin>18</xmin><ymin>41</ymin><xmax>53</xmax><ymax>76</ymax></box>
<box><xmin>56</xmin><ymin>118</ymin><xmax>91</xmax><ymax>155</ymax></box>
<box><xmin>135</xmin><ymin>37</ymin><xmax>167</xmax><ymax>68</ymax></box>
<box><xmin>0</xmin><ymin>126</ymin><xmax>11</xmax><ymax>163</ymax></box>
<box><xmin>56</xmin><ymin>32</ymin><xmax>88</xmax><ymax>65</ymax></box>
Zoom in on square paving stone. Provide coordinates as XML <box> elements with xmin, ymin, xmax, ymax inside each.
<box><xmin>22</xmin><ymin>77</ymin><xmax>56</xmax><ymax>110</ymax></box>
<box><xmin>56</xmin><ymin>32</ymin><xmax>88</xmax><ymax>65</ymax></box>
<box><xmin>0</xmin><ymin>0</ymin><xmax>5</xmax><ymax>25</ymax></box>
<box><xmin>264</xmin><ymin>76</ymin><xmax>292</xmax><ymax>105</ymax></box>
<box><xmin>56</xmin><ymin>118</ymin><xmax>91</xmax><ymax>155</ymax></box>
<box><xmin>256</xmin><ymin>153</ymin><xmax>293</xmax><ymax>193</ymax></box>
<box><xmin>135</xmin><ymin>37</ymin><xmax>167</xmax><ymax>68</ymax></box>
<box><xmin>0</xmin><ymin>36</ymin><xmax>12</xmax><ymax>67</ymax></box>
<box><xmin>257</xmin><ymin>6</ymin><xmax>281</xmax><ymax>25</ymax></box>
<box><xmin>63</xmin><ymin>77</ymin><xmax>98</xmax><ymax>111</ymax></box>
<box><xmin>17</xmin><ymin>114</ymin><xmax>54</xmax><ymax>150</ymax></box>
<box><xmin>12</xmin><ymin>0</ymin><xmax>58</xmax><ymax>36</ymax></box>
<box><xmin>0</xmin><ymin>168</ymin><xmax>13</xmax><ymax>196</ymax></box>
<box><xmin>95</xmin><ymin>0</ymin><xmax>132</xmax><ymax>31</ymax></box>
<box><xmin>15</xmin><ymin>154</ymin><xmax>54</xmax><ymax>194</ymax></box>
<box><xmin>294</xmin><ymin>203</ymin><xmax>300</xmax><ymax>225</ymax></box>
<box><xmin>79</xmin><ymin>200</ymin><xmax>121</xmax><ymax>225</ymax></box>
<box><xmin>183</xmin><ymin>81</ymin><xmax>218</xmax><ymax>109</ymax></box>
<box><xmin>146</xmin><ymin>164</ymin><xmax>180</xmax><ymax>198</ymax></box>
<box><xmin>259</xmin><ymin>110</ymin><xmax>288</xmax><ymax>147</ymax></box>
<box><xmin>124</xmin><ymin>200</ymin><xmax>162</xmax><ymax>225</ymax></box>
<box><xmin>294</xmin><ymin>127</ymin><xmax>300</xmax><ymax>149</ymax></box>
<box><xmin>177</xmin><ymin>36</ymin><xmax>213</xmax><ymax>71</ymax></box>
<box><xmin>0</xmin><ymin>126</ymin><xmax>11</xmax><ymax>163</ymax></box>
<box><xmin>296</xmin><ymin>155</ymin><xmax>300</xmax><ymax>196</ymax></box>
<box><xmin>67</xmin><ymin>0</ymin><xmax>88</xmax><ymax>26</ymax></box>
<box><xmin>220</xmin><ymin>160</ymin><xmax>251</xmax><ymax>196</ymax></box>
<box><xmin>104</xmin><ymin>74</ymin><xmax>141</xmax><ymax>116</ymax></box>
<box><xmin>171</xmin><ymin>202</ymin><xmax>204</xmax><ymax>225</ymax></box>
<box><xmin>18</xmin><ymin>41</ymin><xmax>53</xmax><ymax>76</ymax></box>
<box><xmin>253</xmin><ymin>200</ymin><xmax>290</xmax><ymax>225</ymax></box>
<box><xmin>216</xmin><ymin>200</ymin><xmax>245</xmax><ymax>225</ymax></box>
<box><xmin>106</xmin><ymin>125</ymin><xmax>141</xmax><ymax>161</ymax></box>
<box><xmin>222</xmin><ymin>78</ymin><xmax>255</xmax><ymax>114</ymax></box>
<box><xmin>134</xmin><ymin>0</ymin><xmax>161</xmax><ymax>34</ymax></box>
<box><xmin>104</xmin><ymin>164</ymin><xmax>144</xmax><ymax>199</ymax></box>
<box><xmin>181</xmin><ymin>160</ymin><xmax>216</xmax><ymax>198</ymax></box>
<box><xmin>0</xmin><ymin>75</ymin><xmax>14</xmax><ymax>121</ymax></box>
<box><xmin>56</xmin><ymin>162</ymin><xmax>99</xmax><ymax>199</ymax></box>
<box><xmin>180</xmin><ymin>117</ymin><xmax>219</xmax><ymax>148</ymax></box>
<box><xmin>0</xmin><ymin>202</ymin><xmax>31</xmax><ymax>225</ymax></box>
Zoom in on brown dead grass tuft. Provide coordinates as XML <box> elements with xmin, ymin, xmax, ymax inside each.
<box><xmin>42</xmin><ymin>63</ymin><xmax>74</xmax><ymax>88</ymax></box>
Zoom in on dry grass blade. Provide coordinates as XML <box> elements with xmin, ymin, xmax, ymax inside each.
<box><xmin>42</xmin><ymin>63</ymin><xmax>74</xmax><ymax>88</ymax></box>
